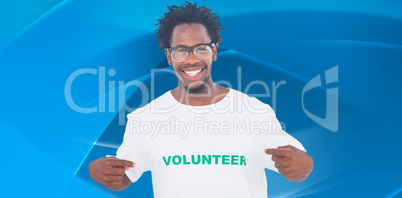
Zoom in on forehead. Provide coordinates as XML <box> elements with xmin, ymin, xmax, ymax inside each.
<box><xmin>170</xmin><ymin>23</ymin><xmax>211</xmax><ymax>47</ymax></box>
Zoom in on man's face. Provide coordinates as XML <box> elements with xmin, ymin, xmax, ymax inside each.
<box><xmin>165</xmin><ymin>23</ymin><xmax>218</xmax><ymax>92</ymax></box>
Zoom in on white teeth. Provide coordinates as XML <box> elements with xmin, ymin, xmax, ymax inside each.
<box><xmin>184</xmin><ymin>69</ymin><xmax>202</xmax><ymax>76</ymax></box>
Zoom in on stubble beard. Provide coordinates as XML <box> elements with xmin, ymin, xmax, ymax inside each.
<box><xmin>180</xmin><ymin>73</ymin><xmax>211</xmax><ymax>94</ymax></box>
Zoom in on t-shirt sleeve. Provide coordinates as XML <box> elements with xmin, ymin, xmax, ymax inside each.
<box><xmin>115</xmin><ymin>116</ymin><xmax>148</xmax><ymax>183</ymax></box>
<box><xmin>262</xmin><ymin>107</ymin><xmax>307</xmax><ymax>173</ymax></box>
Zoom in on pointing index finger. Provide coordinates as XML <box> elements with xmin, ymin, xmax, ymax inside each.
<box><xmin>108</xmin><ymin>158</ymin><xmax>135</xmax><ymax>168</ymax></box>
<box><xmin>265</xmin><ymin>148</ymin><xmax>290</xmax><ymax>157</ymax></box>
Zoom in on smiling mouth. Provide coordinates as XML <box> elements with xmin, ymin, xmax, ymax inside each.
<box><xmin>182</xmin><ymin>68</ymin><xmax>203</xmax><ymax>76</ymax></box>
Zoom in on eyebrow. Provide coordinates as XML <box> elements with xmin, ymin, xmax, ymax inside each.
<box><xmin>172</xmin><ymin>42</ymin><xmax>211</xmax><ymax>48</ymax></box>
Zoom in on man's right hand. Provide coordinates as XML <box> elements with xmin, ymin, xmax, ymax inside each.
<box><xmin>89</xmin><ymin>157</ymin><xmax>135</xmax><ymax>190</ymax></box>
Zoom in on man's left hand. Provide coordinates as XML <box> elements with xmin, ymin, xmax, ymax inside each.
<box><xmin>265</xmin><ymin>145</ymin><xmax>313</xmax><ymax>182</ymax></box>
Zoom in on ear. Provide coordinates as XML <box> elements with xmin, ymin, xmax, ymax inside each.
<box><xmin>165</xmin><ymin>48</ymin><xmax>172</xmax><ymax>65</ymax></box>
<box><xmin>213</xmin><ymin>43</ymin><xmax>219</xmax><ymax>61</ymax></box>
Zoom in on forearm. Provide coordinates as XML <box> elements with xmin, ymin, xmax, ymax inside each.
<box><xmin>107</xmin><ymin>174</ymin><xmax>132</xmax><ymax>191</ymax></box>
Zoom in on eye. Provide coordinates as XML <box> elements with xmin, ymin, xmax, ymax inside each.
<box><xmin>173</xmin><ymin>48</ymin><xmax>187</xmax><ymax>53</ymax></box>
<box><xmin>195</xmin><ymin>46</ymin><xmax>208</xmax><ymax>52</ymax></box>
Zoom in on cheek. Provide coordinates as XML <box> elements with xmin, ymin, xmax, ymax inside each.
<box><xmin>173</xmin><ymin>65</ymin><xmax>181</xmax><ymax>73</ymax></box>
<box><xmin>208</xmin><ymin>59</ymin><xmax>213</xmax><ymax>69</ymax></box>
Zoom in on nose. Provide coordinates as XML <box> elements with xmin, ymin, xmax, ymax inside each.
<box><xmin>185</xmin><ymin>50</ymin><xmax>199</xmax><ymax>65</ymax></box>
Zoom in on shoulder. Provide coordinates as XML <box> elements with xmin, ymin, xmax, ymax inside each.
<box><xmin>127</xmin><ymin>90</ymin><xmax>172</xmax><ymax>118</ymax></box>
<box><xmin>233</xmin><ymin>89</ymin><xmax>276</xmax><ymax>115</ymax></box>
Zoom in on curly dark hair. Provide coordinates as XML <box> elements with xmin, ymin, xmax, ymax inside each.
<box><xmin>155</xmin><ymin>1</ymin><xmax>224</xmax><ymax>50</ymax></box>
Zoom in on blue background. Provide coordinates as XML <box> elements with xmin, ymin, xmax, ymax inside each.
<box><xmin>1</xmin><ymin>0</ymin><xmax>402</xmax><ymax>197</ymax></box>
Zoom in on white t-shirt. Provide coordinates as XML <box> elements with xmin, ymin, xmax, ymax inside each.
<box><xmin>116</xmin><ymin>88</ymin><xmax>306</xmax><ymax>198</ymax></box>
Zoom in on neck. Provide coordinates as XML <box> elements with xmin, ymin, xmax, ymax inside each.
<box><xmin>171</xmin><ymin>79</ymin><xmax>229</xmax><ymax>106</ymax></box>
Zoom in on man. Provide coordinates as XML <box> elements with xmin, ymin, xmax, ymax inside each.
<box><xmin>89</xmin><ymin>2</ymin><xmax>313</xmax><ymax>197</ymax></box>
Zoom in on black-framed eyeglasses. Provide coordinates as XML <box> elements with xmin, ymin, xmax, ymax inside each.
<box><xmin>167</xmin><ymin>42</ymin><xmax>215</xmax><ymax>62</ymax></box>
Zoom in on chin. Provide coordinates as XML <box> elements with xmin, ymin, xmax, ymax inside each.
<box><xmin>184</xmin><ymin>82</ymin><xmax>208</xmax><ymax>93</ymax></box>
